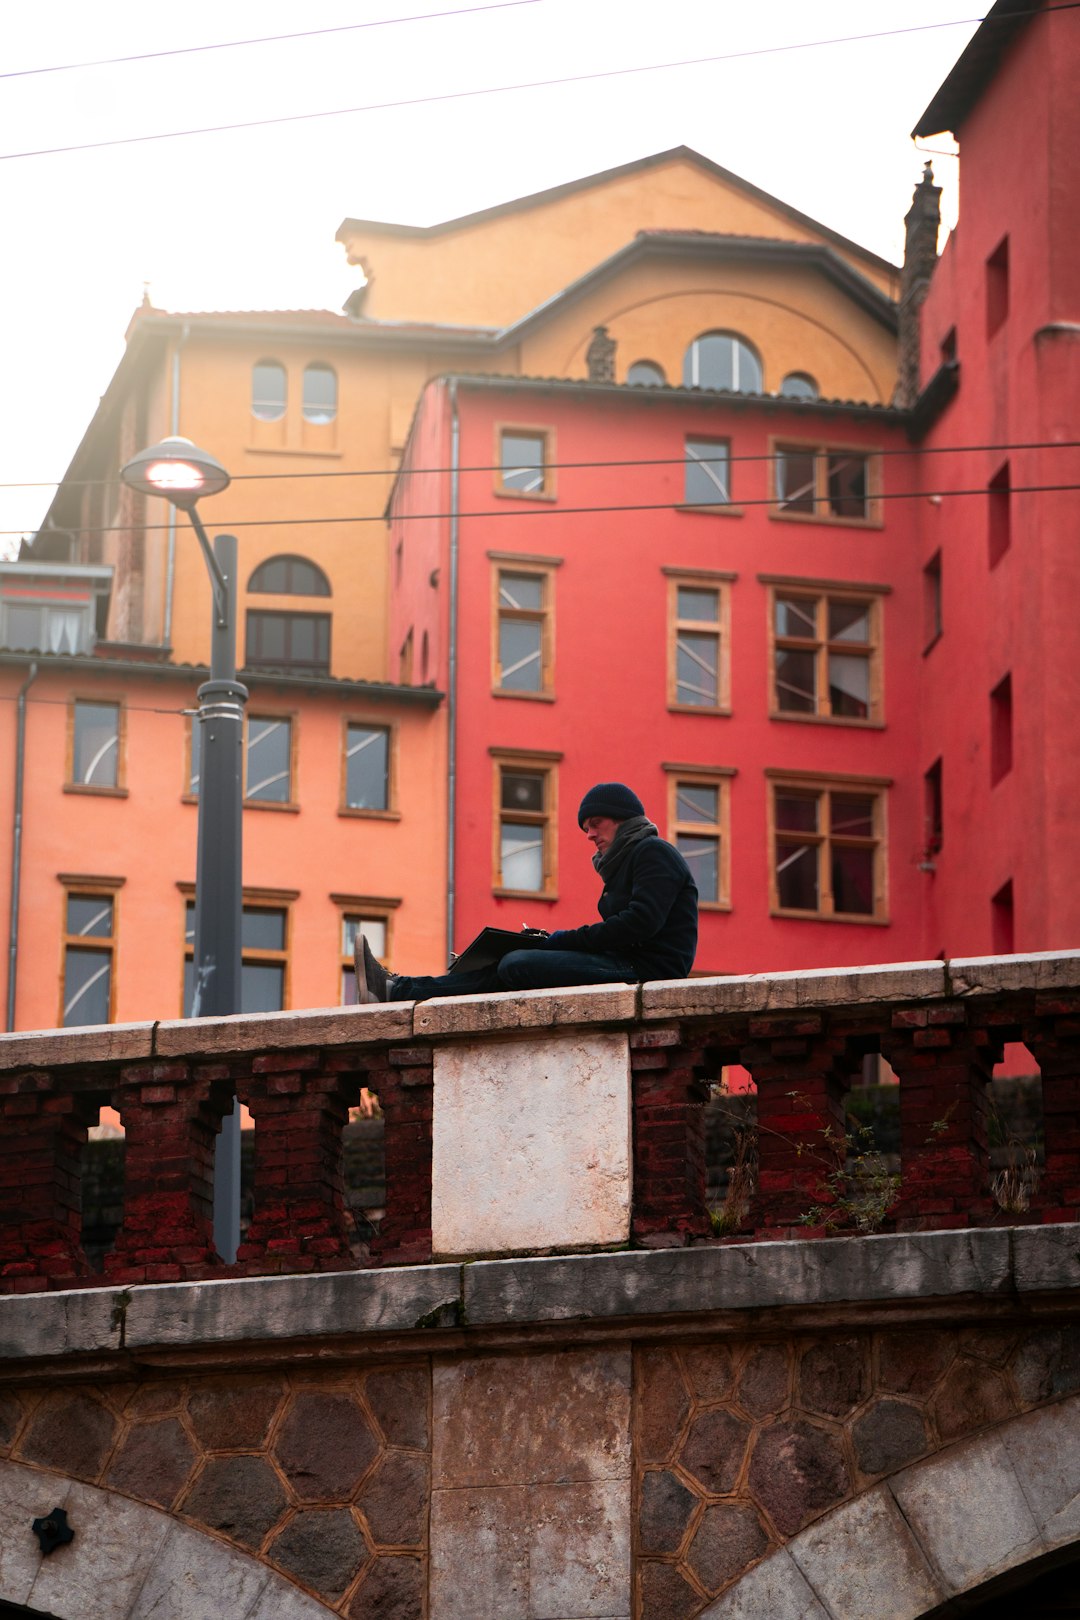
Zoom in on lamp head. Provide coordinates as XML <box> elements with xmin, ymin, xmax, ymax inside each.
<box><xmin>119</xmin><ymin>436</ymin><xmax>230</xmax><ymax>510</ymax></box>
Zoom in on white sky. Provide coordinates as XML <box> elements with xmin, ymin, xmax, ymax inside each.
<box><xmin>0</xmin><ymin>0</ymin><xmax>970</xmax><ymax>558</ymax></box>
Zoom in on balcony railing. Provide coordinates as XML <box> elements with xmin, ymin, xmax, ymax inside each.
<box><xmin>1</xmin><ymin>951</ymin><xmax>1077</xmax><ymax>1293</ymax></box>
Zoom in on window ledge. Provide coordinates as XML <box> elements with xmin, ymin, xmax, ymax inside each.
<box><xmin>492</xmin><ymin>689</ymin><xmax>556</xmax><ymax>702</ymax></box>
<box><xmin>493</xmin><ymin>488</ymin><xmax>557</xmax><ymax>504</ymax></box>
<box><xmin>769</xmin><ymin>712</ymin><xmax>885</xmax><ymax>730</ymax></box>
<box><xmin>698</xmin><ymin>901</ymin><xmax>733</xmax><ymax>913</ymax></box>
<box><xmin>770</xmin><ymin>907</ymin><xmax>890</xmax><ymax>926</ymax></box>
<box><xmin>676</xmin><ymin>503</ymin><xmax>744</xmax><ymax>519</ymax></box>
<box><xmin>668</xmin><ymin>704</ymin><xmax>732</xmax><ymax>718</ymax></box>
<box><xmin>63</xmin><ymin>783</ymin><xmax>128</xmax><ymax>799</ymax></box>
<box><xmin>339</xmin><ymin>807</ymin><xmax>401</xmax><ymax>821</ymax></box>
<box><xmin>245</xmin><ymin>446</ymin><xmax>344</xmax><ymax>460</ymax></box>
<box><xmin>769</xmin><ymin>510</ymin><xmax>883</xmax><ymax>530</ymax></box>
<box><xmin>243</xmin><ymin>800</ymin><xmax>301</xmax><ymax>813</ymax></box>
<box><xmin>492</xmin><ymin>889</ymin><xmax>559</xmax><ymax>903</ymax></box>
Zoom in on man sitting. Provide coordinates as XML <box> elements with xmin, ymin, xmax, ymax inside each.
<box><xmin>355</xmin><ymin>782</ymin><xmax>698</xmax><ymax>1003</ymax></box>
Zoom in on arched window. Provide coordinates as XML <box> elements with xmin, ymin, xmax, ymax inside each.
<box><xmin>248</xmin><ymin>555</ymin><xmax>331</xmax><ymax>596</ymax></box>
<box><xmin>780</xmin><ymin>372</ymin><xmax>820</xmax><ymax>401</ymax></box>
<box><xmin>252</xmin><ymin>360</ymin><xmax>287</xmax><ymax>421</ymax></box>
<box><xmin>682</xmin><ymin>332</ymin><xmax>762</xmax><ymax>394</ymax></box>
<box><xmin>627</xmin><ymin>360</ymin><xmax>666</xmax><ymax>387</ymax></box>
<box><xmin>303</xmin><ymin>362</ymin><xmax>337</xmax><ymax>423</ymax></box>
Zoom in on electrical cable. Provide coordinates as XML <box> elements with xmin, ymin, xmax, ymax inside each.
<box><xmin>4</xmin><ymin>438</ymin><xmax>1079</xmax><ymax>494</ymax></box>
<box><xmin>5</xmin><ymin>480</ymin><xmax>1079</xmax><ymax>539</ymax></box>
<box><xmin>5</xmin><ymin>5</ymin><xmax>1079</xmax><ymax>163</ymax></box>
<box><xmin>0</xmin><ymin>2</ymin><xmax>541</xmax><ymax>81</ymax></box>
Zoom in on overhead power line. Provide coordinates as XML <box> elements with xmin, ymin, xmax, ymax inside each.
<box><xmin>0</xmin><ymin>1</ymin><xmax>540</xmax><ymax>81</ymax></box>
<box><xmin>6</xmin><ymin>6</ymin><xmax>1079</xmax><ymax>163</ymax></box>
<box><xmin>5</xmin><ymin>439</ymin><xmax>1079</xmax><ymax>495</ymax></box>
<box><xmin>4</xmin><ymin>480</ymin><xmax>1079</xmax><ymax>539</ymax></box>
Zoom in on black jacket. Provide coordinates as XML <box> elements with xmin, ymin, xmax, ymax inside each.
<box><xmin>543</xmin><ymin>835</ymin><xmax>698</xmax><ymax>980</ymax></box>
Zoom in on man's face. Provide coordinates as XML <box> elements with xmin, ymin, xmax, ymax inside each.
<box><xmin>583</xmin><ymin>815</ymin><xmax>620</xmax><ymax>856</ymax></box>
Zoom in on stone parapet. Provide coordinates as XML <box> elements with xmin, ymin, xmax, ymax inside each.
<box><xmin>1</xmin><ymin>951</ymin><xmax>1078</xmax><ymax>1292</ymax></box>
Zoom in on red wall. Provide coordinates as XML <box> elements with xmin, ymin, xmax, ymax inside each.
<box><xmin>394</xmin><ymin>383</ymin><xmax>926</xmax><ymax>975</ymax></box>
<box><xmin>915</xmin><ymin>1</ymin><xmax>1080</xmax><ymax>956</ymax></box>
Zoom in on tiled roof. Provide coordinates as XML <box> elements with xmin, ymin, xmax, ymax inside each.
<box><xmin>0</xmin><ymin>647</ymin><xmax>443</xmax><ymax>703</ymax></box>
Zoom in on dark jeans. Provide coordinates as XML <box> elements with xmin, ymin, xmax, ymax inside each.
<box><xmin>388</xmin><ymin>947</ymin><xmax>638</xmax><ymax>1003</ymax></box>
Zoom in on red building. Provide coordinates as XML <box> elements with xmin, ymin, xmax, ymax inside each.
<box><xmin>910</xmin><ymin>0</ymin><xmax>1080</xmax><ymax>958</ymax></box>
<box><xmin>390</xmin><ymin>374</ymin><xmax>925</xmax><ymax>976</ymax></box>
<box><xmin>387</xmin><ymin>0</ymin><xmax>1080</xmax><ymax>975</ymax></box>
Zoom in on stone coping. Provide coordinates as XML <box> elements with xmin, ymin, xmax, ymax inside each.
<box><xmin>3</xmin><ymin>1226</ymin><xmax>1078</xmax><ymax>1368</ymax></box>
<box><xmin>2</xmin><ymin>950</ymin><xmax>1077</xmax><ymax>1071</ymax></box>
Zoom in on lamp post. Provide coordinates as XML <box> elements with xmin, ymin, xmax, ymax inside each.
<box><xmin>120</xmin><ymin>436</ymin><xmax>246</xmax><ymax>1262</ymax></box>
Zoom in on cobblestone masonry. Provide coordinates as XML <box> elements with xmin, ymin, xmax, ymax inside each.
<box><xmin>4</xmin><ymin>1318</ymin><xmax>1080</xmax><ymax>1618</ymax></box>
<box><xmin>0</xmin><ymin>1365</ymin><xmax>429</xmax><ymax>1619</ymax></box>
<box><xmin>632</xmin><ymin>1321</ymin><xmax>1080</xmax><ymax>1620</ymax></box>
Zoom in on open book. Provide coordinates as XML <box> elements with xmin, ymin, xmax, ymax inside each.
<box><xmin>448</xmin><ymin>926</ymin><xmax>549</xmax><ymax>975</ymax></box>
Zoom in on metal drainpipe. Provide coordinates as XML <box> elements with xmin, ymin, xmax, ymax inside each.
<box><xmin>6</xmin><ymin>661</ymin><xmax>38</xmax><ymax>1031</ymax></box>
<box><xmin>446</xmin><ymin>379</ymin><xmax>460</xmax><ymax>962</ymax></box>
<box><xmin>162</xmin><ymin>323</ymin><xmax>188</xmax><ymax>646</ymax></box>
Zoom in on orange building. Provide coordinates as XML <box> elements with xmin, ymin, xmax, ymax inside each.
<box><xmin>4</xmin><ymin>147</ymin><xmax>902</xmax><ymax>1029</ymax></box>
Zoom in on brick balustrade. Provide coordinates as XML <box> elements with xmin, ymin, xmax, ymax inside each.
<box><xmin>1</xmin><ymin>952</ymin><xmax>1078</xmax><ymax>1292</ymax></box>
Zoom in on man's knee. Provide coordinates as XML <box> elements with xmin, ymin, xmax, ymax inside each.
<box><xmin>495</xmin><ymin>949</ymin><xmax>537</xmax><ymax>989</ymax></box>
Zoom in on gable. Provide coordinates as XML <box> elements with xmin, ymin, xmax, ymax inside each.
<box><xmin>338</xmin><ymin>148</ymin><xmax>899</xmax><ymax>329</ymax></box>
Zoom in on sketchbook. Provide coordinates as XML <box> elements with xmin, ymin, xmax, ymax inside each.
<box><xmin>448</xmin><ymin>926</ymin><xmax>548</xmax><ymax>975</ymax></box>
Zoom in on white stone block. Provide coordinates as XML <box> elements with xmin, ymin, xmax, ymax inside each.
<box><xmin>432</xmin><ymin>1032</ymin><xmax>631</xmax><ymax>1258</ymax></box>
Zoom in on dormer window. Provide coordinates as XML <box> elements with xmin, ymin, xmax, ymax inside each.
<box><xmin>0</xmin><ymin>563</ymin><xmax>111</xmax><ymax>655</ymax></box>
<box><xmin>683</xmin><ymin>332</ymin><xmax>762</xmax><ymax>394</ymax></box>
<box><xmin>780</xmin><ymin>372</ymin><xmax>820</xmax><ymax>401</ymax></box>
<box><xmin>303</xmin><ymin>363</ymin><xmax>337</xmax><ymax>424</ymax></box>
<box><xmin>252</xmin><ymin>360</ymin><xmax>287</xmax><ymax>421</ymax></box>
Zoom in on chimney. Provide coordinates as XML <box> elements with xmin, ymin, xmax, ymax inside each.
<box><xmin>586</xmin><ymin>325</ymin><xmax>616</xmax><ymax>383</ymax></box>
<box><xmin>894</xmin><ymin>163</ymin><xmax>942</xmax><ymax>408</ymax></box>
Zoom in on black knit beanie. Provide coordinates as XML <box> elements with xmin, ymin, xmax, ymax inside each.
<box><xmin>578</xmin><ymin>782</ymin><xmax>645</xmax><ymax>826</ymax></box>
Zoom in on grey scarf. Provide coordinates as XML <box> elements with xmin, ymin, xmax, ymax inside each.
<box><xmin>594</xmin><ymin>814</ymin><xmax>659</xmax><ymax>882</ymax></box>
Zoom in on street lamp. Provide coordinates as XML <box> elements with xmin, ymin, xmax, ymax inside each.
<box><xmin>120</xmin><ymin>436</ymin><xmax>246</xmax><ymax>1262</ymax></box>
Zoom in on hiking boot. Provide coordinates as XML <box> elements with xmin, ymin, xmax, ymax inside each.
<box><xmin>354</xmin><ymin>932</ymin><xmax>391</xmax><ymax>1003</ymax></box>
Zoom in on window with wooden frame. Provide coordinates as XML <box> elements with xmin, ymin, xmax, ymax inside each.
<box><xmin>182</xmin><ymin>890</ymin><xmax>294</xmax><ymax>1015</ymax></box>
<box><xmin>67</xmin><ymin>699</ymin><xmax>124</xmax><ymax>792</ymax></box>
<box><xmin>341</xmin><ymin>721</ymin><xmax>393</xmax><ymax>814</ymax></box>
<box><xmin>768</xmin><ymin>773</ymin><xmax>889</xmax><ymax>922</ymax></box>
<box><xmin>771</xmin><ymin>439</ymin><xmax>879</xmax><ymax>525</ymax></box>
<box><xmin>765</xmin><ymin>580</ymin><xmax>885</xmax><ymax>724</ymax></box>
<box><xmin>59</xmin><ymin>878</ymin><xmax>123</xmax><ymax>1027</ymax></box>
<box><xmin>924</xmin><ymin>758</ymin><xmax>943</xmax><ymax>856</ymax></box>
<box><xmin>399</xmin><ymin>628</ymin><xmax>414</xmax><ymax>684</ymax></box>
<box><xmin>666</xmin><ymin>571</ymin><xmax>733</xmax><ymax>712</ymax></box>
<box><xmin>683</xmin><ymin>437</ymin><xmax>732</xmax><ymax>507</ymax></box>
<box><xmin>665</xmin><ymin>768</ymin><xmax>733</xmax><ymax>909</ymax></box>
<box><xmin>496</xmin><ymin>426</ymin><xmax>554</xmax><ymax>500</ymax></box>
<box><xmin>245</xmin><ymin>609</ymin><xmax>331</xmax><ymax>676</ymax></box>
<box><xmin>333</xmin><ymin>895</ymin><xmax>400</xmax><ymax>1003</ymax></box>
<box><xmin>185</xmin><ymin>714</ymin><xmax>201</xmax><ymax>800</ymax></box>
<box><xmin>491</xmin><ymin>555</ymin><xmax>558</xmax><ymax>697</ymax></box>
<box><xmin>923</xmin><ymin>552</ymin><xmax>942</xmax><ymax>651</ymax></box>
<box><xmin>491</xmin><ymin>751</ymin><xmax>560</xmax><ymax>897</ymax></box>
<box><xmin>244</xmin><ymin>714</ymin><xmax>296</xmax><ymax>807</ymax></box>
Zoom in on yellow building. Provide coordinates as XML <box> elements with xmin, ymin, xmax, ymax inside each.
<box><xmin>38</xmin><ymin>146</ymin><xmax>899</xmax><ymax>684</ymax></box>
<box><xmin>6</xmin><ymin>146</ymin><xmax>903</xmax><ymax>1012</ymax></box>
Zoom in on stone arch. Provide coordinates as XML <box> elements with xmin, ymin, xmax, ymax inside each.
<box><xmin>0</xmin><ymin>1459</ymin><xmax>335</xmax><ymax>1620</ymax></box>
<box><xmin>700</xmin><ymin>1393</ymin><xmax>1080</xmax><ymax>1618</ymax></box>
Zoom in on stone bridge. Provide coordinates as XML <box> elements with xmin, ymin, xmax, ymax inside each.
<box><xmin>1</xmin><ymin>950</ymin><xmax>1079</xmax><ymax>1619</ymax></box>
